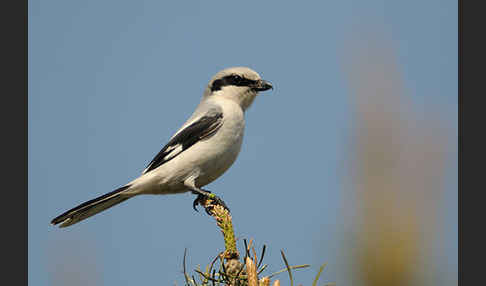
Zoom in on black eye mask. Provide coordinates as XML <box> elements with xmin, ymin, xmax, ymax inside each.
<box><xmin>210</xmin><ymin>75</ymin><xmax>257</xmax><ymax>92</ymax></box>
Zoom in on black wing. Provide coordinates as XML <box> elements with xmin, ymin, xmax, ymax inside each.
<box><xmin>143</xmin><ymin>111</ymin><xmax>223</xmax><ymax>174</ymax></box>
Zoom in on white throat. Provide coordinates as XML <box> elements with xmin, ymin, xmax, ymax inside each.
<box><xmin>212</xmin><ymin>86</ymin><xmax>258</xmax><ymax>111</ymax></box>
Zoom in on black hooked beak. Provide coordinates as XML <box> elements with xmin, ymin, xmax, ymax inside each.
<box><xmin>253</xmin><ymin>79</ymin><xmax>273</xmax><ymax>92</ymax></box>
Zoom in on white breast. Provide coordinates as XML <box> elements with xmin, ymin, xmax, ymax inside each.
<box><xmin>193</xmin><ymin>98</ymin><xmax>245</xmax><ymax>187</ymax></box>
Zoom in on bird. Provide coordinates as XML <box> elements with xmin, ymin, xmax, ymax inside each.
<box><xmin>51</xmin><ymin>66</ymin><xmax>273</xmax><ymax>228</ymax></box>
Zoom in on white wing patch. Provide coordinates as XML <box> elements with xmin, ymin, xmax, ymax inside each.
<box><xmin>163</xmin><ymin>144</ymin><xmax>183</xmax><ymax>161</ymax></box>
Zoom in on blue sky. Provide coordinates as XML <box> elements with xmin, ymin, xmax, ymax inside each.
<box><xmin>29</xmin><ymin>1</ymin><xmax>457</xmax><ymax>285</ymax></box>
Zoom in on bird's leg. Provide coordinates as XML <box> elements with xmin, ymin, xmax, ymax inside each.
<box><xmin>190</xmin><ymin>187</ymin><xmax>230</xmax><ymax>214</ymax></box>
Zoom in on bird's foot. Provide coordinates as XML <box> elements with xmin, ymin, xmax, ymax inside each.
<box><xmin>191</xmin><ymin>189</ymin><xmax>230</xmax><ymax>215</ymax></box>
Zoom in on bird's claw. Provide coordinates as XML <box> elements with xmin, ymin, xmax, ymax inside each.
<box><xmin>192</xmin><ymin>194</ymin><xmax>204</xmax><ymax>212</ymax></box>
<box><xmin>191</xmin><ymin>189</ymin><xmax>230</xmax><ymax>214</ymax></box>
<box><xmin>211</xmin><ymin>195</ymin><xmax>230</xmax><ymax>212</ymax></box>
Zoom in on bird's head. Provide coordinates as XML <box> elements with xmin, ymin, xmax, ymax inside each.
<box><xmin>204</xmin><ymin>67</ymin><xmax>273</xmax><ymax>110</ymax></box>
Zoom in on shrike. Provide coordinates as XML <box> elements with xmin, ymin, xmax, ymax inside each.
<box><xmin>51</xmin><ymin>67</ymin><xmax>273</xmax><ymax>228</ymax></box>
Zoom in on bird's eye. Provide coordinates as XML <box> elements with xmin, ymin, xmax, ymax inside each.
<box><xmin>232</xmin><ymin>75</ymin><xmax>241</xmax><ymax>83</ymax></box>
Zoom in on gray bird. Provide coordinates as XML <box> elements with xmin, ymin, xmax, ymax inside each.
<box><xmin>51</xmin><ymin>66</ymin><xmax>273</xmax><ymax>227</ymax></box>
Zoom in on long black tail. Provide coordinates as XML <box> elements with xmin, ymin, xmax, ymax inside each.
<box><xmin>51</xmin><ymin>185</ymin><xmax>132</xmax><ymax>228</ymax></box>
